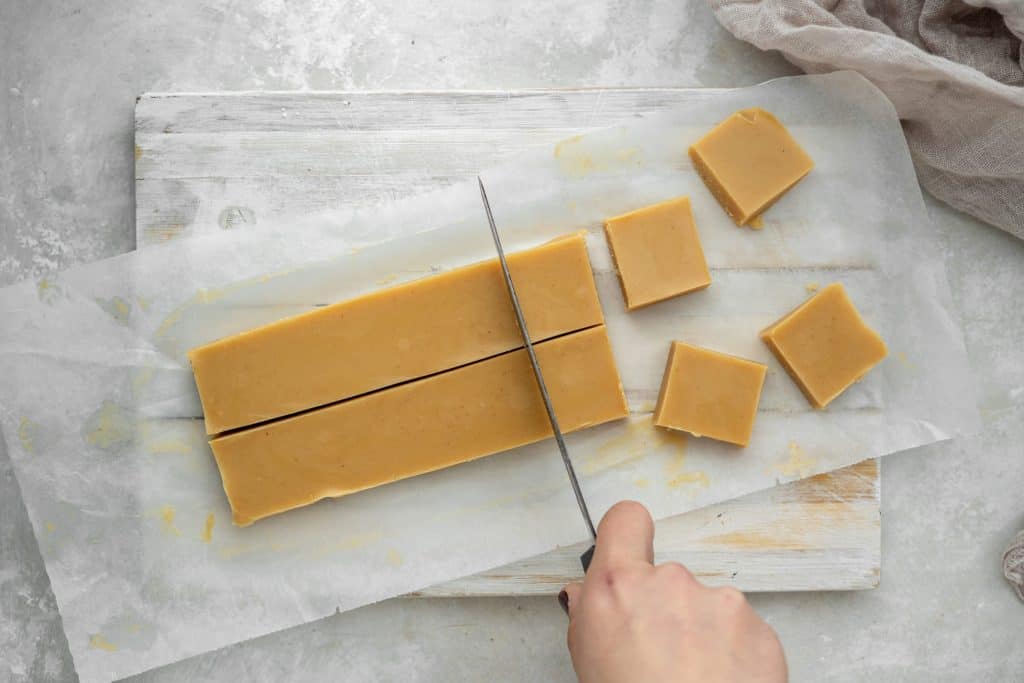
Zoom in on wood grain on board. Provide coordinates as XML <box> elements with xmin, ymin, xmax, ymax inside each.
<box><xmin>134</xmin><ymin>89</ymin><xmax>881</xmax><ymax>592</ymax></box>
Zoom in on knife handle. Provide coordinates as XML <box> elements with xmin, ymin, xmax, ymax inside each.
<box><xmin>580</xmin><ymin>544</ymin><xmax>595</xmax><ymax>572</ymax></box>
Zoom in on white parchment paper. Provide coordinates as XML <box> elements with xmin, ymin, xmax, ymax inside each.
<box><xmin>0</xmin><ymin>73</ymin><xmax>976</xmax><ymax>682</ymax></box>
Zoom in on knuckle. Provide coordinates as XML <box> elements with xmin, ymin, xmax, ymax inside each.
<box><xmin>598</xmin><ymin>566</ymin><xmax>625</xmax><ymax>588</ymax></box>
<box><xmin>592</xmin><ymin>566</ymin><xmax>642</xmax><ymax>598</ymax></box>
<box><xmin>717</xmin><ymin>586</ymin><xmax>748</xmax><ymax>611</ymax></box>
<box><xmin>656</xmin><ymin>561</ymin><xmax>695</xmax><ymax>584</ymax></box>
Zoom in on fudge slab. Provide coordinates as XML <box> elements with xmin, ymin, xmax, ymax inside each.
<box><xmin>689</xmin><ymin>108</ymin><xmax>813</xmax><ymax>227</ymax></box>
<box><xmin>761</xmin><ymin>282</ymin><xmax>887</xmax><ymax>409</ymax></box>
<box><xmin>210</xmin><ymin>325</ymin><xmax>627</xmax><ymax>525</ymax></box>
<box><xmin>654</xmin><ymin>341</ymin><xmax>767</xmax><ymax>447</ymax></box>
<box><xmin>190</xmin><ymin>233</ymin><xmax>603</xmax><ymax>434</ymax></box>
<box><xmin>604</xmin><ymin>196</ymin><xmax>711</xmax><ymax>310</ymax></box>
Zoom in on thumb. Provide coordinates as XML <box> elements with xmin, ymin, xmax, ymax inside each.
<box><xmin>588</xmin><ymin>500</ymin><xmax>655</xmax><ymax>572</ymax></box>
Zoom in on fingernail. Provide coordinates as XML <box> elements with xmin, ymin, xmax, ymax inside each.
<box><xmin>557</xmin><ymin>589</ymin><xmax>569</xmax><ymax>615</ymax></box>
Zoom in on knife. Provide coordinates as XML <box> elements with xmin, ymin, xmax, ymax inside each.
<box><xmin>477</xmin><ymin>177</ymin><xmax>597</xmax><ymax>572</ymax></box>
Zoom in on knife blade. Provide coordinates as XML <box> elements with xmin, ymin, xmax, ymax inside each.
<box><xmin>477</xmin><ymin>177</ymin><xmax>597</xmax><ymax>572</ymax></box>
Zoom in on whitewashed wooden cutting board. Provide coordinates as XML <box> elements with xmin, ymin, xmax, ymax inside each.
<box><xmin>134</xmin><ymin>89</ymin><xmax>880</xmax><ymax>592</ymax></box>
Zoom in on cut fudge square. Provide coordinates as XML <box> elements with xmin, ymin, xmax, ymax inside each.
<box><xmin>761</xmin><ymin>282</ymin><xmax>888</xmax><ymax>409</ymax></box>
<box><xmin>604</xmin><ymin>196</ymin><xmax>711</xmax><ymax>311</ymax></box>
<box><xmin>689</xmin><ymin>108</ymin><xmax>813</xmax><ymax>227</ymax></box>
<box><xmin>654</xmin><ymin>341</ymin><xmax>767</xmax><ymax>447</ymax></box>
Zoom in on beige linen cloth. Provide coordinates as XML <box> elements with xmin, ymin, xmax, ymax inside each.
<box><xmin>1007</xmin><ymin>530</ymin><xmax>1024</xmax><ymax>601</ymax></box>
<box><xmin>710</xmin><ymin>0</ymin><xmax>1024</xmax><ymax>239</ymax></box>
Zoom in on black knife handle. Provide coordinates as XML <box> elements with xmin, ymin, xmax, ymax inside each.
<box><xmin>580</xmin><ymin>544</ymin><xmax>595</xmax><ymax>572</ymax></box>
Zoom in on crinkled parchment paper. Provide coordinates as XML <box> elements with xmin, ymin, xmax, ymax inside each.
<box><xmin>0</xmin><ymin>73</ymin><xmax>976</xmax><ymax>681</ymax></box>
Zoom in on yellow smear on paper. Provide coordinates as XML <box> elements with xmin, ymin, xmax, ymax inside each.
<box><xmin>376</xmin><ymin>274</ymin><xmax>398</xmax><ymax>286</ymax></box>
<box><xmin>45</xmin><ymin>522</ymin><xmax>55</xmax><ymax>533</ymax></box>
<box><xmin>563</xmin><ymin>154</ymin><xmax>598</xmax><ymax>176</ymax></box>
<box><xmin>335</xmin><ymin>530</ymin><xmax>382</xmax><ymax>551</ymax></box>
<box><xmin>554</xmin><ymin>134</ymin><xmax>584</xmax><ymax>157</ymax></box>
<box><xmin>663</xmin><ymin>448</ymin><xmax>686</xmax><ymax>478</ymax></box>
<box><xmin>661</xmin><ymin>439</ymin><xmax>708</xmax><ymax>490</ymax></box>
<box><xmin>308</xmin><ymin>530</ymin><xmax>383</xmax><ymax>559</ymax></box>
<box><xmin>747</xmin><ymin>214</ymin><xmax>764</xmax><ymax>229</ymax></box>
<box><xmin>89</xmin><ymin>633</ymin><xmax>118</xmax><ymax>652</ymax></box>
<box><xmin>84</xmin><ymin>402</ymin><xmax>132</xmax><ymax>450</ymax></box>
<box><xmin>115</xmin><ymin>297</ymin><xmax>130</xmax><ymax>317</ymax></box>
<box><xmin>195</xmin><ymin>288</ymin><xmax>224</xmax><ymax>304</ymax></box>
<box><xmin>585</xmin><ymin>416</ymin><xmax>687</xmax><ymax>475</ymax></box>
<box><xmin>131</xmin><ymin>366</ymin><xmax>155</xmax><ymax>393</ymax></box>
<box><xmin>160</xmin><ymin>505</ymin><xmax>181</xmax><ymax>537</ymax></box>
<box><xmin>554</xmin><ymin>135</ymin><xmax>601</xmax><ymax>177</ymax></box>
<box><xmin>154</xmin><ymin>307</ymin><xmax>183</xmax><ymax>340</ymax></box>
<box><xmin>258</xmin><ymin>269</ymin><xmax>292</xmax><ymax>283</ymax></box>
<box><xmin>17</xmin><ymin>417</ymin><xmax>34</xmax><ymax>453</ymax></box>
<box><xmin>134</xmin><ymin>144</ymin><xmax>143</xmax><ymax>161</ymax></box>
<box><xmin>667</xmin><ymin>471</ymin><xmax>710</xmax><ymax>489</ymax></box>
<box><xmin>218</xmin><ymin>544</ymin><xmax>252</xmax><ymax>560</ymax></box>
<box><xmin>158</xmin><ymin>276</ymin><xmax>274</xmax><ymax>350</ymax></box>
<box><xmin>386</xmin><ymin>548</ymin><xmax>404</xmax><ymax>567</ymax></box>
<box><xmin>805</xmin><ymin>281</ymin><xmax>820</xmax><ymax>294</ymax></box>
<box><xmin>95</xmin><ymin>295</ymin><xmax>132</xmax><ymax>324</ymax></box>
<box><xmin>896</xmin><ymin>351</ymin><xmax>917</xmax><ymax>370</ymax></box>
<box><xmin>554</xmin><ymin>138</ymin><xmax>639</xmax><ymax>174</ymax></box>
<box><xmin>147</xmin><ymin>439</ymin><xmax>192</xmax><ymax>456</ymax></box>
<box><xmin>773</xmin><ymin>442</ymin><xmax>817</xmax><ymax>479</ymax></box>
<box><xmin>633</xmin><ymin>477</ymin><xmax>649</xmax><ymax>489</ymax></box>
<box><xmin>37</xmin><ymin>278</ymin><xmax>58</xmax><ymax>303</ymax></box>
<box><xmin>616</xmin><ymin>147</ymin><xmax>639</xmax><ymax>164</ymax></box>
<box><xmin>136</xmin><ymin>295</ymin><xmax>150</xmax><ymax>312</ymax></box>
<box><xmin>201</xmin><ymin>513</ymin><xmax>215</xmax><ymax>543</ymax></box>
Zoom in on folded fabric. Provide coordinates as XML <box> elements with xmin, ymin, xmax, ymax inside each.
<box><xmin>1006</xmin><ymin>529</ymin><xmax>1024</xmax><ymax>602</ymax></box>
<box><xmin>710</xmin><ymin>0</ymin><xmax>1024</xmax><ymax>239</ymax></box>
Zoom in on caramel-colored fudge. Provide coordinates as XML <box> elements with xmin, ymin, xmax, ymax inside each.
<box><xmin>189</xmin><ymin>233</ymin><xmax>603</xmax><ymax>435</ymax></box>
<box><xmin>210</xmin><ymin>326</ymin><xmax>627</xmax><ymax>525</ymax></box>
<box><xmin>604</xmin><ymin>196</ymin><xmax>711</xmax><ymax>310</ymax></box>
<box><xmin>689</xmin><ymin>108</ymin><xmax>813</xmax><ymax>226</ymax></box>
<box><xmin>761</xmin><ymin>283</ymin><xmax>887</xmax><ymax>409</ymax></box>
<box><xmin>654</xmin><ymin>342</ymin><xmax>767</xmax><ymax>447</ymax></box>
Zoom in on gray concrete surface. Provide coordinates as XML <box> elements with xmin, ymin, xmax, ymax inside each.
<box><xmin>1</xmin><ymin>1</ymin><xmax>1021</xmax><ymax>681</ymax></box>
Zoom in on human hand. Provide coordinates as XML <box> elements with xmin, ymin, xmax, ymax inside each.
<box><xmin>561</xmin><ymin>501</ymin><xmax>787</xmax><ymax>683</ymax></box>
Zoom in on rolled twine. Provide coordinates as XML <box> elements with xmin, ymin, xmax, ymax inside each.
<box><xmin>1005</xmin><ymin>530</ymin><xmax>1024</xmax><ymax>602</ymax></box>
